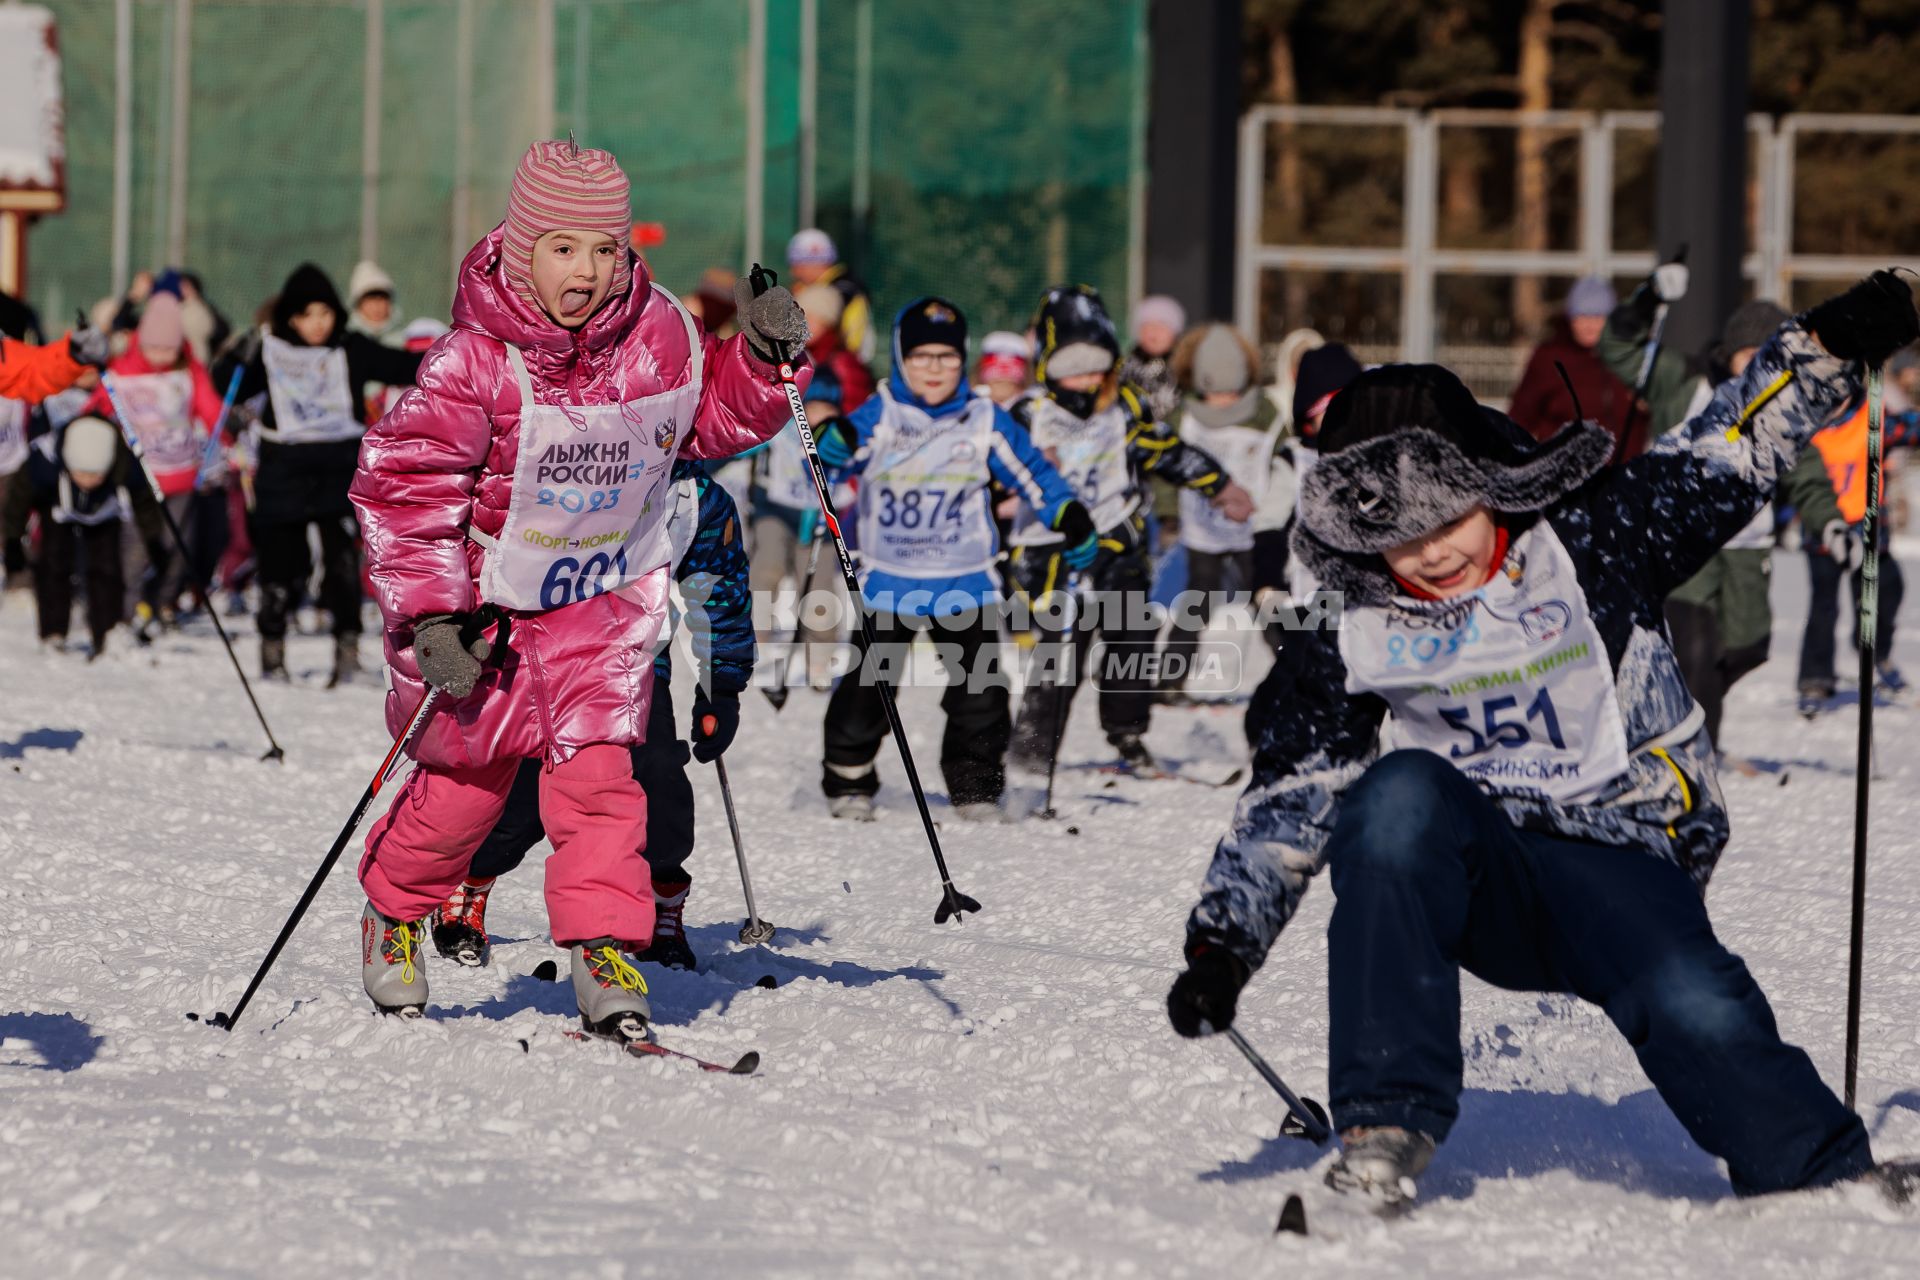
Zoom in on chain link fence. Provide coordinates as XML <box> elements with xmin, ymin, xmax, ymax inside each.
<box><xmin>26</xmin><ymin>0</ymin><xmax>1146</xmax><ymax>349</ymax></box>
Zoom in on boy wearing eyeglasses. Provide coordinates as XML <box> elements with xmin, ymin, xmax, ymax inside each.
<box><xmin>811</xmin><ymin>297</ymin><xmax>1096</xmax><ymax>821</ymax></box>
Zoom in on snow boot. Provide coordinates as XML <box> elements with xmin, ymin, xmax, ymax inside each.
<box><xmin>1797</xmin><ymin>680</ymin><xmax>1834</xmax><ymax>720</ymax></box>
<box><xmin>1876</xmin><ymin>662</ymin><xmax>1908</xmax><ymax>695</ymax></box>
<box><xmin>830</xmin><ymin>793</ymin><xmax>877</xmax><ymax>822</ymax></box>
<box><xmin>1325</xmin><ymin>1126</ymin><xmax>1437</xmax><ymax>1211</ymax></box>
<box><xmin>361</xmin><ymin>901</ymin><xmax>428</xmax><ymax>1016</ymax></box>
<box><xmin>327</xmin><ymin>633</ymin><xmax>364</xmax><ymax>689</ymax></box>
<box><xmin>41</xmin><ymin>634</ymin><xmax>67</xmax><ymax>655</ymax></box>
<box><xmin>571</xmin><ymin>940</ymin><xmax>652</xmax><ymax>1041</ymax></box>
<box><xmin>1111</xmin><ymin>731</ymin><xmax>1156</xmax><ymax>772</ymax></box>
<box><xmin>133</xmin><ymin>602</ymin><xmax>156</xmax><ymax>647</ymax></box>
<box><xmin>632</xmin><ymin>878</ymin><xmax>696</xmax><ymax>971</ymax></box>
<box><xmin>261</xmin><ymin>636</ymin><xmax>290</xmax><ymax>682</ymax></box>
<box><xmin>429</xmin><ymin>877</ymin><xmax>494</xmax><ymax>967</ymax></box>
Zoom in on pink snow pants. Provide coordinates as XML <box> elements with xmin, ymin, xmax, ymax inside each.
<box><xmin>359</xmin><ymin>744</ymin><xmax>654</xmax><ymax>947</ymax></box>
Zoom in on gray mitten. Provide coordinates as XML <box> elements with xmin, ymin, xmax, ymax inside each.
<box><xmin>413</xmin><ymin>613</ymin><xmax>491</xmax><ymax>698</ymax></box>
<box><xmin>68</xmin><ymin>317</ymin><xmax>111</xmax><ymax>369</ymax></box>
<box><xmin>731</xmin><ymin>278</ymin><xmax>810</xmax><ymax>365</ymax></box>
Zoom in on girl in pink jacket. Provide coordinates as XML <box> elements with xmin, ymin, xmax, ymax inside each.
<box><xmin>348</xmin><ymin>140</ymin><xmax>806</xmax><ymax>1036</ymax></box>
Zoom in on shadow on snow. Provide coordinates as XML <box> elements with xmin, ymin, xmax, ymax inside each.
<box><xmin>0</xmin><ymin>1011</ymin><xmax>104</xmax><ymax>1072</ymax></box>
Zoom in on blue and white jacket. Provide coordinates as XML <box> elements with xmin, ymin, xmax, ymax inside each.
<box><xmin>658</xmin><ymin>459</ymin><xmax>755</xmax><ymax>698</ymax></box>
<box><xmin>834</xmin><ymin>363</ymin><xmax>1079</xmax><ymax>618</ymax></box>
<box><xmin>1186</xmin><ymin>320</ymin><xmax>1861</xmax><ymax>972</ymax></box>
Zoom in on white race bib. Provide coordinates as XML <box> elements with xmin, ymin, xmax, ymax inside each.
<box><xmin>262</xmin><ymin>333</ymin><xmax>360</xmax><ymax>443</ymax></box>
<box><xmin>1338</xmin><ymin>523</ymin><xmax>1630</xmax><ymax>803</ymax></box>
<box><xmin>763</xmin><ymin>422</ymin><xmax>820</xmax><ymax>510</ymax></box>
<box><xmin>1176</xmin><ymin>412</ymin><xmax>1285</xmax><ymax>553</ymax></box>
<box><xmin>856</xmin><ymin>390</ymin><xmax>999</xmax><ymax>577</ymax></box>
<box><xmin>109</xmin><ymin>369</ymin><xmax>199</xmax><ymax>477</ymax></box>
<box><xmin>0</xmin><ymin>397</ymin><xmax>26</xmax><ymax>474</ymax></box>
<box><xmin>1010</xmin><ymin>397</ymin><xmax>1132</xmax><ymax>543</ymax></box>
<box><xmin>474</xmin><ymin>290</ymin><xmax>703</xmax><ymax>613</ymax></box>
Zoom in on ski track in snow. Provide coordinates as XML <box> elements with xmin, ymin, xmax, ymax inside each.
<box><xmin>1</xmin><ymin>551</ymin><xmax>1917</xmax><ymax>1278</ymax></box>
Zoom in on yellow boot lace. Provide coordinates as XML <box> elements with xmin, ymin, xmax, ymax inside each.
<box><xmin>589</xmin><ymin>946</ymin><xmax>649</xmax><ymax>995</ymax></box>
<box><xmin>385</xmin><ymin>920</ymin><xmax>421</xmax><ymax>985</ymax></box>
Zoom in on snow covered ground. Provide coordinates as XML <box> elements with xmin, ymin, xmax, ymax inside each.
<box><xmin>2</xmin><ymin>550</ymin><xmax>1918</xmax><ymax>1278</ymax></box>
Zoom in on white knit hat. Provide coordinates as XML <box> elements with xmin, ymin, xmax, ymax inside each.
<box><xmin>348</xmin><ymin>260</ymin><xmax>397</xmax><ymax>308</ymax></box>
<box><xmin>61</xmin><ymin>416</ymin><xmax>119</xmax><ymax>474</ymax></box>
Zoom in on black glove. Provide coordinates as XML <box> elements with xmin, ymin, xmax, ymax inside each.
<box><xmin>689</xmin><ymin>691</ymin><xmax>740</xmax><ymax>763</ymax></box>
<box><xmin>1050</xmin><ymin>499</ymin><xmax>1098</xmax><ymax>572</ymax></box>
<box><xmin>413</xmin><ymin>612</ymin><xmax>493</xmax><ymax>698</ymax></box>
<box><xmin>732</xmin><ymin>278</ymin><xmax>810</xmax><ymax>366</ymax></box>
<box><xmin>1805</xmin><ymin>271</ymin><xmax>1920</xmax><ymax>365</ymax></box>
<box><xmin>1167</xmin><ymin>944</ymin><xmax>1251</xmax><ymax>1039</ymax></box>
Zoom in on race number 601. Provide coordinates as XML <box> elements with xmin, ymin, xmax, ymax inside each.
<box><xmin>540</xmin><ymin>547</ymin><xmax>630</xmax><ymax>610</ymax></box>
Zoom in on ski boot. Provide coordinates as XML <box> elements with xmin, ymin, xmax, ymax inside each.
<box><xmin>1325</xmin><ymin>1126</ymin><xmax>1436</xmax><ymax>1212</ymax></box>
<box><xmin>571</xmin><ymin>940</ymin><xmax>652</xmax><ymax>1042</ymax></box>
<box><xmin>953</xmin><ymin>801</ymin><xmax>1007</xmax><ymax>823</ymax></box>
<box><xmin>361</xmin><ymin>901</ymin><xmax>428</xmax><ymax>1016</ymax></box>
<box><xmin>429</xmin><ymin>877</ymin><xmax>494</xmax><ymax>967</ymax></box>
<box><xmin>261</xmin><ymin>636</ymin><xmax>290</xmax><ymax>682</ymax></box>
<box><xmin>1111</xmin><ymin>731</ymin><xmax>1156</xmax><ymax>772</ymax></box>
<box><xmin>1876</xmin><ymin>662</ymin><xmax>1908</xmax><ymax>697</ymax></box>
<box><xmin>328</xmin><ymin>633</ymin><xmax>364</xmax><ymax>689</ymax></box>
<box><xmin>133</xmin><ymin>602</ymin><xmax>157</xmax><ymax>647</ymax></box>
<box><xmin>1797</xmin><ymin>680</ymin><xmax>1834</xmax><ymax>720</ymax></box>
<box><xmin>1870</xmin><ymin>1159</ymin><xmax>1919</xmax><ymax>1206</ymax></box>
<box><xmin>632</xmin><ymin>878</ymin><xmax>696</xmax><ymax>971</ymax></box>
<box><xmin>829</xmin><ymin>793</ymin><xmax>877</xmax><ymax>822</ymax></box>
<box><xmin>40</xmin><ymin>634</ymin><xmax>67</xmax><ymax>655</ymax></box>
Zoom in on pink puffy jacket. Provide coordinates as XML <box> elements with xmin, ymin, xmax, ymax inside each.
<box><xmin>351</xmin><ymin>225</ymin><xmax>805</xmax><ymax>768</ymax></box>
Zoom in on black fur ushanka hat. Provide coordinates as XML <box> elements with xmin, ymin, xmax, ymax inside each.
<box><xmin>1292</xmin><ymin>363</ymin><xmax>1614</xmax><ymax>602</ymax></box>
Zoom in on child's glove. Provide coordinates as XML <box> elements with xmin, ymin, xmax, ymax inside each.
<box><xmin>69</xmin><ymin>316</ymin><xmax>111</xmax><ymax>369</ymax></box>
<box><xmin>689</xmin><ymin>691</ymin><xmax>740</xmax><ymax>762</ymax></box>
<box><xmin>1653</xmin><ymin>260</ymin><xmax>1690</xmax><ymax>303</ymax></box>
<box><xmin>1051</xmin><ymin>500</ymin><xmax>1098</xmax><ymax>571</ymax></box>
<box><xmin>1806</xmin><ymin>271</ymin><xmax>1920</xmax><ymax>365</ymax></box>
<box><xmin>813</xmin><ymin>415</ymin><xmax>858</xmax><ymax>468</ymax></box>
<box><xmin>732</xmin><ymin>279</ymin><xmax>810</xmax><ymax>366</ymax></box>
<box><xmin>412</xmin><ymin>613</ymin><xmax>492</xmax><ymax>698</ymax></box>
<box><xmin>1167</xmin><ymin>944</ymin><xmax>1250</xmax><ymax>1038</ymax></box>
<box><xmin>1822</xmin><ymin>519</ymin><xmax>1866</xmax><ymax>571</ymax></box>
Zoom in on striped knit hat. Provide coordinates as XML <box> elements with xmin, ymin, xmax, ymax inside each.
<box><xmin>501</xmin><ymin>139</ymin><xmax>633</xmax><ymax>311</ymax></box>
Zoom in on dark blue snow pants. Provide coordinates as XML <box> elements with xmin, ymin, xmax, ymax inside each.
<box><xmin>1324</xmin><ymin>749</ymin><xmax>1872</xmax><ymax>1196</ymax></box>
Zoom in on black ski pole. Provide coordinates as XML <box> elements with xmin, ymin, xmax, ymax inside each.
<box><xmin>1225</xmin><ymin>1027</ymin><xmax>1332</xmax><ymax>1145</ymax></box>
<box><xmin>203</xmin><ymin>687</ymin><xmax>440</xmax><ymax>1031</ymax></box>
<box><xmin>763</xmin><ymin>520</ymin><xmax>825</xmax><ymax>712</ymax></box>
<box><xmin>100</xmin><ymin>374</ymin><xmax>287</xmax><ymax>763</ymax></box>
<box><xmin>1845</xmin><ymin>364</ymin><xmax>1885</xmax><ymax>1111</ymax></box>
<box><xmin>747</xmin><ymin>263</ymin><xmax>980</xmax><ymax>924</ymax></box>
<box><xmin>713</xmin><ymin>755</ymin><xmax>775</xmax><ymax>945</ymax></box>
<box><xmin>1038</xmin><ymin>573</ymin><xmax>1084</xmax><ymax>821</ymax></box>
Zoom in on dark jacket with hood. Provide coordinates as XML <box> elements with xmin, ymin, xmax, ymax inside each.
<box><xmin>214</xmin><ymin>263</ymin><xmax>425</xmax><ymax>521</ymax></box>
<box><xmin>1185</xmin><ymin>318</ymin><xmax>1859</xmax><ymax>973</ymax></box>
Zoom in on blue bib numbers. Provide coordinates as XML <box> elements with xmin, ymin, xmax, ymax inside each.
<box><xmin>536</xmin><ymin>486</ymin><xmax>624</xmax><ymax>514</ymax></box>
<box><xmin>1438</xmin><ymin>687</ymin><xmax>1567</xmax><ymax>759</ymax></box>
<box><xmin>539</xmin><ymin>546</ymin><xmax>632</xmax><ymax>610</ymax></box>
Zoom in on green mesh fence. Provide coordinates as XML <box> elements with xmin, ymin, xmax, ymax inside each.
<box><xmin>25</xmin><ymin>0</ymin><xmax>1146</xmax><ymax>357</ymax></box>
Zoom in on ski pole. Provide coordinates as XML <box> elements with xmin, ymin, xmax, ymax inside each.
<box><xmin>195</xmin><ymin>365</ymin><xmax>244</xmax><ymax>490</ymax></box>
<box><xmin>1224</xmin><ymin>1027</ymin><xmax>1332</xmax><ymax>1145</ymax></box>
<box><xmin>746</xmin><ymin>263</ymin><xmax>980</xmax><ymax>924</ymax></box>
<box><xmin>712</xmin><ymin>755</ymin><xmax>775</xmax><ymax>945</ymax></box>
<box><xmin>1633</xmin><ymin>242</ymin><xmax>1689</xmax><ymax>397</ymax></box>
<box><xmin>1844</xmin><ymin>364</ymin><xmax>1885</xmax><ymax>1111</ymax></box>
<box><xmin>763</xmin><ymin>516</ymin><xmax>825</xmax><ymax>713</ymax></box>
<box><xmin>100</xmin><ymin>374</ymin><xmax>287</xmax><ymax>762</ymax></box>
<box><xmin>205</xmin><ymin>687</ymin><xmax>441</xmax><ymax>1032</ymax></box>
<box><xmin>1038</xmin><ymin>572</ymin><xmax>1084</xmax><ymax>821</ymax></box>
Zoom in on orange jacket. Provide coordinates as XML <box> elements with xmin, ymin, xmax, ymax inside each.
<box><xmin>0</xmin><ymin>335</ymin><xmax>89</xmax><ymax>404</ymax></box>
<box><xmin>1810</xmin><ymin>401</ymin><xmax>1920</xmax><ymax>524</ymax></box>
